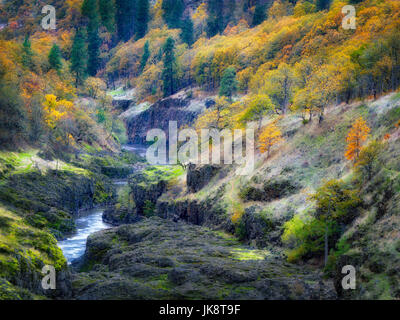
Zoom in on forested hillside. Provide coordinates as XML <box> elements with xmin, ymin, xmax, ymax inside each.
<box><xmin>0</xmin><ymin>0</ymin><xmax>400</xmax><ymax>300</ymax></box>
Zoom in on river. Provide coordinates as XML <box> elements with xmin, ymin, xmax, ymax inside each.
<box><xmin>57</xmin><ymin>207</ymin><xmax>112</xmax><ymax>264</ymax></box>
<box><xmin>58</xmin><ymin>144</ymin><xmax>146</xmax><ymax>264</ymax></box>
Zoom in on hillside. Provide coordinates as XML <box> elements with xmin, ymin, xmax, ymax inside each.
<box><xmin>0</xmin><ymin>0</ymin><xmax>400</xmax><ymax>300</ymax></box>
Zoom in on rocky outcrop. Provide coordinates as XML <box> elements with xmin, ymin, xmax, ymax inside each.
<box><xmin>73</xmin><ymin>217</ymin><xmax>337</xmax><ymax>300</ymax></box>
<box><xmin>125</xmin><ymin>91</ymin><xmax>204</xmax><ymax>144</ymax></box>
<box><xmin>0</xmin><ymin>171</ymin><xmax>115</xmax><ymax>216</ymax></box>
<box><xmin>187</xmin><ymin>164</ymin><xmax>222</xmax><ymax>193</ymax></box>
<box><xmin>239</xmin><ymin>177</ymin><xmax>301</xmax><ymax>202</ymax></box>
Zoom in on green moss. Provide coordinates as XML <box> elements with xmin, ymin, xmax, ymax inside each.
<box><xmin>366</xmin><ymin>274</ymin><xmax>393</xmax><ymax>300</ymax></box>
<box><xmin>0</xmin><ymin>278</ymin><xmax>38</xmax><ymax>300</ymax></box>
<box><xmin>230</xmin><ymin>248</ymin><xmax>270</xmax><ymax>261</ymax></box>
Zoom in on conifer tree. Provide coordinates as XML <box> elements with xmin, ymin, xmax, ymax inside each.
<box><xmin>115</xmin><ymin>0</ymin><xmax>136</xmax><ymax>41</ymax></box>
<box><xmin>87</xmin><ymin>16</ymin><xmax>101</xmax><ymax>76</ymax></box>
<box><xmin>162</xmin><ymin>0</ymin><xmax>184</xmax><ymax>29</ymax></box>
<box><xmin>316</xmin><ymin>0</ymin><xmax>331</xmax><ymax>11</ymax></box>
<box><xmin>219</xmin><ymin>67</ymin><xmax>238</xmax><ymax>99</ymax></box>
<box><xmin>206</xmin><ymin>0</ymin><xmax>224</xmax><ymax>37</ymax></box>
<box><xmin>99</xmin><ymin>0</ymin><xmax>116</xmax><ymax>32</ymax></box>
<box><xmin>252</xmin><ymin>4</ymin><xmax>266</xmax><ymax>26</ymax></box>
<box><xmin>48</xmin><ymin>43</ymin><xmax>62</xmax><ymax>71</ymax></box>
<box><xmin>70</xmin><ymin>29</ymin><xmax>87</xmax><ymax>87</ymax></box>
<box><xmin>180</xmin><ymin>17</ymin><xmax>194</xmax><ymax>47</ymax></box>
<box><xmin>140</xmin><ymin>40</ymin><xmax>150</xmax><ymax>72</ymax></box>
<box><xmin>162</xmin><ymin>37</ymin><xmax>177</xmax><ymax>97</ymax></box>
<box><xmin>21</xmin><ymin>35</ymin><xmax>34</xmax><ymax>69</ymax></box>
<box><xmin>81</xmin><ymin>0</ymin><xmax>98</xmax><ymax>20</ymax></box>
<box><xmin>135</xmin><ymin>0</ymin><xmax>149</xmax><ymax>39</ymax></box>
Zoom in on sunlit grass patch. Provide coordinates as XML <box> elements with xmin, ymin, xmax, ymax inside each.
<box><xmin>141</xmin><ymin>165</ymin><xmax>185</xmax><ymax>182</ymax></box>
<box><xmin>108</xmin><ymin>87</ymin><xmax>125</xmax><ymax>97</ymax></box>
<box><xmin>230</xmin><ymin>248</ymin><xmax>270</xmax><ymax>261</ymax></box>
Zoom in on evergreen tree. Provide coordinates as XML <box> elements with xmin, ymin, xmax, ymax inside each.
<box><xmin>180</xmin><ymin>17</ymin><xmax>194</xmax><ymax>47</ymax></box>
<box><xmin>252</xmin><ymin>4</ymin><xmax>266</xmax><ymax>26</ymax></box>
<box><xmin>206</xmin><ymin>0</ymin><xmax>224</xmax><ymax>37</ymax></box>
<box><xmin>115</xmin><ymin>0</ymin><xmax>136</xmax><ymax>41</ymax></box>
<box><xmin>162</xmin><ymin>0</ymin><xmax>184</xmax><ymax>29</ymax></box>
<box><xmin>99</xmin><ymin>0</ymin><xmax>116</xmax><ymax>32</ymax></box>
<box><xmin>135</xmin><ymin>0</ymin><xmax>150</xmax><ymax>39</ymax></box>
<box><xmin>219</xmin><ymin>67</ymin><xmax>238</xmax><ymax>99</ymax></box>
<box><xmin>87</xmin><ymin>16</ymin><xmax>102</xmax><ymax>76</ymax></box>
<box><xmin>140</xmin><ymin>40</ymin><xmax>150</xmax><ymax>72</ymax></box>
<box><xmin>70</xmin><ymin>29</ymin><xmax>87</xmax><ymax>86</ymax></box>
<box><xmin>81</xmin><ymin>0</ymin><xmax>98</xmax><ymax>20</ymax></box>
<box><xmin>135</xmin><ymin>0</ymin><xmax>149</xmax><ymax>39</ymax></box>
<box><xmin>48</xmin><ymin>43</ymin><xmax>62</xmax><ymax>71</ymax></box>
<box><xmin>21</xmin><ymin>35</ymin><xmax>34</xmax><ymax>69</ymax></box>
<box><xmin>162</xmin><ymin>37</ymin><xmax>177</xmax><ymax>97</ymax></box>
<box><xmin>316</xmin><ymin>0</ymin><xmax>331</xmax><ymax>11</ymax></box>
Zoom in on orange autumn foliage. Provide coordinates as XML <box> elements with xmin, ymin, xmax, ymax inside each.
<box><xmin>258</xmin><ymin>121</ymin><xmax>283</xmax><ymax>158</ymax></box>
<box><xmin>345</xmin><ymin>117</ymin><xmax>370</xmax><ymax>161</ymax></box>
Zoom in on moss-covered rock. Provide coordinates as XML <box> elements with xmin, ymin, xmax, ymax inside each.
<box><xmin>73</xmin><ymin>217</ymin><xmax>336</xmax><ymax>300</ymax></box>
<box><xmin>239</xmin><ymin>177</ymin><xmax>301</xmax><ymax>202</ymax></box>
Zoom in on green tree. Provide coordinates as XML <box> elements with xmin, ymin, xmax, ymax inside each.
<box><xmin>180</xmin><ymin>17</ymin><xmax>194</xmax><ymax>46</ymax></box>
<box><xmin>162</xmin><ymin>37</ymin><xmax>177</xmax><ymax>97</ymax></box>
<box><xmin>239</xmin><ymin>94</ymin><xmax>274</xmax><ymax>128</ymax></box>
<box><xmin>140</xmin><ymin>40</ymin><xmax>150</xmax><ymax>72</ymax></box>
<box><xmin>21</xmin><ymin>35</ymin><xmax>34</xmax><ymax>69</ymax></box>
<box><xmin>81</xmin><ymin>0</ymin><xmax>98</xmax><ymax>19</ymax></box>
<box><xmin>99</xmin><ymin>0</ymin><xmax>116</xmax><ymax>32</ymax></box>
<box><xmin>115</xmin><ymin>0</ymin><xmax>136</xmax><ymax>41</ymax></box>
<box><xmin>87</xmin><ymin>17</ymin><xmax>102</xmax><ymax>76</ymax></box>
<box><xmin>70</xmin><ymin>29</ymin><xmax>87</xmax><ymax>87</ymax></box>
<box><xmin>135</xmin><ymin>0</ymin><xmax>149</xmax><ymax>39</ymax></box>
<box><xmin>162</xmin><ymin>0</ymin><xmax>184</xmax><ymax>29</ymax></box>
<box><xmin>219</xmin><ymin>67</ymin><xmax>238</xmax><ymax>99</ymax></box>
<box><xmin>252</xmin><ymin>4</ymin><xmax>266</xmax><ymax>26</ymax></box>
<box><xmin>316</xmin><ymin>0</ymin><xmax>331</xmax><ymax>11</ymax></box>
<box><xmin>206</xmin><ymin>0</ymin><xmax>224</xmax><ymax>37</ymax></box>
<box><xmin>355</xmin><ymin>140</ymin><xmax>383</xmax><ymax>182</ymax></box>
<box><xmin>263</xmin><ymin>63</ymin><xmax>297</xmax><ymax>114</ymax></box>
<box><xmin>309</xmin><ymin>180</ymin><xmax>360</xmax><ymax>266</ymax></box>
<box><xmin>48</xmin><ymin>43</ymin><xmax>62</xmax><ymax>71</ymax></box>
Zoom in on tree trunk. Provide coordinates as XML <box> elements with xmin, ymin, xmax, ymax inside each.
<box><xmin>324</xmin><ymin>223</ymin><xmax>328</xmax><ymax>267</ymax></box>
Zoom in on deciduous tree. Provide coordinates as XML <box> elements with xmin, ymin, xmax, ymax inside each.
<box><xmin>258</xmin><ymin>121</ymin><xmax>283</xmax><ymax>158</ymax></box>
<box><xmin>345</xmin><ymin>117</ymin><xmax>370</xmax><ymax>162</ymax></box>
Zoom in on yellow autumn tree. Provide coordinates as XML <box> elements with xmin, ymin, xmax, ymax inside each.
<box><xmin>259</xmin><ymin>121</ymin><xmax>284</xmax><ymax>158</ymax></box>
<box><xmin>195</xmin><ymin>97</ymin><xmax>230</xmax><ymax>131</ymax></box>
<box><xmin>43</xmin><ymin>94</ymin><xmax>74</xmax><ymax>129</ymax></box>
<box><xmin>345</xmin><ymin>117</ymin><xmax>370</xmax><ymax>161</ymax></box>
